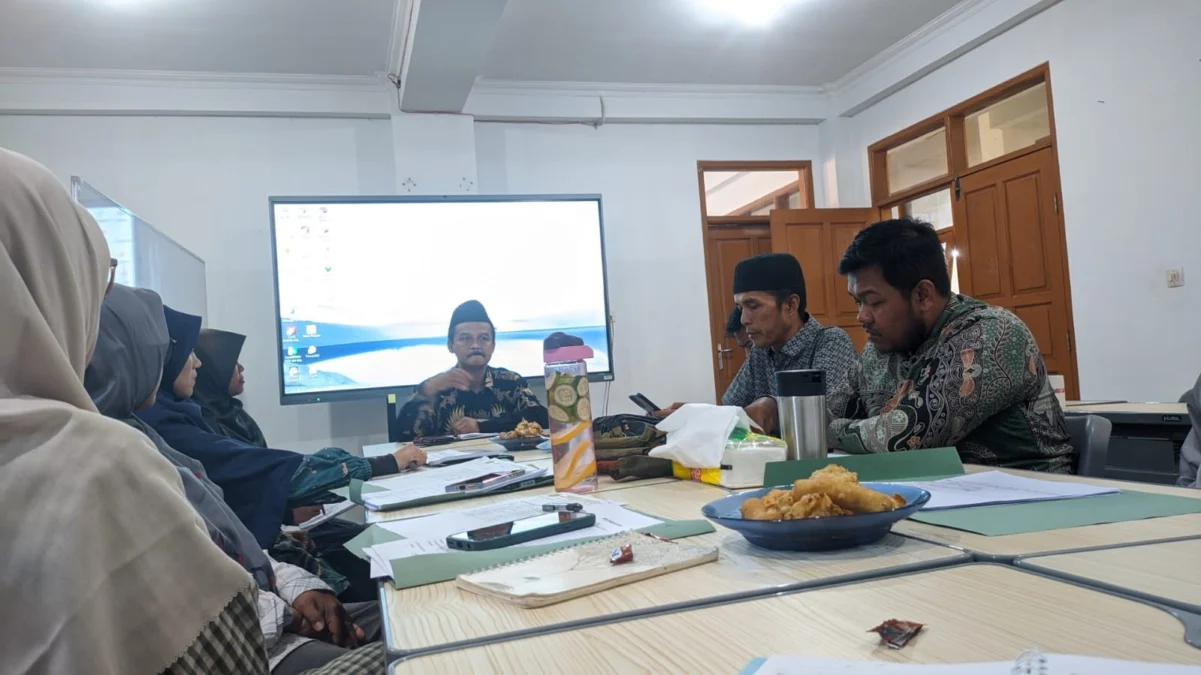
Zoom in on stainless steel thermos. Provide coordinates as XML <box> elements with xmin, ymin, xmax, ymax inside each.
<box><xmin>775</xmin><ymin>369</ymin><xmax>827</xmax><ymax>461</ymax></box>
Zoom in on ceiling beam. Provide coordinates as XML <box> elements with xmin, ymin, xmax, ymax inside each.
<box><xmin>465</xmin><ymin>81</ymin><xmax>829</xmax><ymax>125</ymax></box>
<box><xmin>398</xmin><ymin>0</ymin><xmax>509</xmax><ymax>113</ymax></box>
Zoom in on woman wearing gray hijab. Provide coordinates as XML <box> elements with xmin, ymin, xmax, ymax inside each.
<box><xmin>85</xmin><ymin>283</ymin><xmax>386</xmax><ymax>675</ymax></box>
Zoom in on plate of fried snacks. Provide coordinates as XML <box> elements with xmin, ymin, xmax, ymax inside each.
<box><xmin>700</xmin><ymin>464</ymin><xmax>931</xmax><ymax>551</ymax></box>
<box><xmin>494</xmin><ymin>420</ymin><xmax>547</xmax><ymax>451</ymax></box>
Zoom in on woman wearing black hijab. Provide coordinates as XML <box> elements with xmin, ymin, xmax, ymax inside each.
<box><xmin>194</xmin><ymin>328</ymin><xmax>268</xmax><ymax>447</ymax></box>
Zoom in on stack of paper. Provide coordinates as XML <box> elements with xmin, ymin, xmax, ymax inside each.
<box><xmin>361</xmin><ymin>458</ymin><xmax>548</xmax><ymax>511</ymax></box>
<box><xmin>426</xmin><ymin>448</ymin><xmax>497</xmax><ymax>466</ymax></box>
<box><xmin>362</xmin><ymin>493</ymin><xmax>662</xmax><ymax>579</ymax></box>
<box><xmin>898</xmin><ymin>471</ymin><xmax>1118</xmax><ymax>511</ymax></box>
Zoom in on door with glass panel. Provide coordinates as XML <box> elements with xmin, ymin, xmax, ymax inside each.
<box><xmin>868</xmin><ymin>65</ymin><xmax>1079</xmax><ymax>399</ymax></box>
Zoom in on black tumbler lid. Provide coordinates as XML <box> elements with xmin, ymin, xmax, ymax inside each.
<box><xmin>775</xmin><ymin>369</ymin><xmax>825</xmax><ymax>397</ymax></box>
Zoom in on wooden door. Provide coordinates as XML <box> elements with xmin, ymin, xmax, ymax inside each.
<box><xmin>768</xmin><ymin>208</ymin><xmax>877</xmax><ymax>351</ymax></box>
<box><xmin>703</xmin><ymin>224</ymin><xmax>772</xmax><ymax>399</ymax></box>
<box><xmin>951</xmin><ymin>147</ymin><xmax>1079</xmax><ymax>398</ymax></box>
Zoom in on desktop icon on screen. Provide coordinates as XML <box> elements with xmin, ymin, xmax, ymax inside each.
<box><xmin>307</xmin><ymin>345</ymin><xmax>317</xmax><ymax>355</ymax></box>
<box><xmin>286</xmin><ymin>346</ymin><xmax>298</xmax><ymax>357</ymax></box>
<box><xmin>305</xmin><ymin>324</ymin><xmax>318</xmax><ymax>336</ymax></box>
<box><xmin>288</xmin><ymin>366</ymin><xmax>300</xmax><ymax>378</ymax></box>
<box><xmin>285</xmin><ymin>326</ymin><xmax>297</xmax><ymax>337</ymax></box>
<box><xmin>308</xmin><ymin>365</ymin><xmax>319</xmax><ymax>375</ymax></box>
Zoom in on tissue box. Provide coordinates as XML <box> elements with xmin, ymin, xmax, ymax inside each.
<box><xmin>673</xmin><ymin>435</ymin><xmax>787</xmax><ymax>489</ymax></box>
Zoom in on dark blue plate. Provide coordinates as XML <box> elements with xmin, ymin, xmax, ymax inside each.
<box><xmin>701</xmin><ymin>482</ymin><xmax>931</xmax><ymax>552</ymax></box>
<box><xmin>493</xmin><ymin>436</ymin><xmax>546</xmax><ymax>451</ymax></box>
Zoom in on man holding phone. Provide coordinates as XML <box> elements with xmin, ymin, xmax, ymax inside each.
<box><xmin>395</xmin><ymin>300</ymin><xmax>548</xmax><ymax>440</ymax></box>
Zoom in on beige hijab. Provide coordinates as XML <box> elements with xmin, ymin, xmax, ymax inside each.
<box><xmin>0</xmin><ymin>148</ymin><xmax>255</xmax><ymax>674</ymax></box>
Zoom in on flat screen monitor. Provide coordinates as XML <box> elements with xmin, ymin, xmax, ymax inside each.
<box><xmin>268</xmin><ymin>195</ymin><xmax>613</xmax><ymax>404</ymax></box>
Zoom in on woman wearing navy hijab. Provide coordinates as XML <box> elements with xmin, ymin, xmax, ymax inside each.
<box><xmin>137</xmin><ymin>306</ymin><xmax>427</xmax><ymax>547</ymax></box>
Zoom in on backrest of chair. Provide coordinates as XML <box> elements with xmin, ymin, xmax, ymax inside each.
<box><xmin>1064</xmin><ymin>414</ymin><xmax>1112</xmax><ymax>477</ymax></box>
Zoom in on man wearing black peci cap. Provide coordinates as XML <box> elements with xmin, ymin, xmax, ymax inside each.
<box><xmin>722</xmin><ymin>253</ymin><xmax>856</xmax><ymax>433</ymax></box>
<box><xmin>395</xmin><ymin>300</ymin><xmax>548</xmax><ymax>440</ymax></box>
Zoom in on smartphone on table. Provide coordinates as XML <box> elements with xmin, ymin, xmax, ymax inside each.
<box><xmin>629</xmin><ymin>393</ymin><xmax>661</xmax><ymax>416</ymax></box>
<box><xmin>444</xmin><ymin>469</ymin><xmax>526</xmax><ymax>493</ymax></box>
<box><xmin>445</xmin><ymin>510</ymin><xmax>596</xmax><ymax>551</ymax></box>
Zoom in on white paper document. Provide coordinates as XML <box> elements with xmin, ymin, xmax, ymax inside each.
<box><xmin>360</xmin><ymin>458</ymin><xmax>547</xmax><ymax>511</ymax></box>
<box><xmin>898</xmin><ymin>471</ymin><xmax>1118</xmax><ymax>511</ymax></box>
<box><xmin>364</xmin><ymin>493</ymin><xmax>661</xmax><ymax>578</ymax></box>
<box><xmin>425</xmin><ymin>449</ymin><xmax>496</xmax><ymax>466</ymax></box>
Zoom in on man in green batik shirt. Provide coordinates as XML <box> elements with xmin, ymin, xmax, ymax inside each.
<box><xmin>396</xmin><ymin>300</ymin><xmax>548</xmax><ymax>440</ymax></box>
<box><xmin>827</xmin><ymin>218</ymin><xmax>1075</xmax><ymax>473</ymax></box>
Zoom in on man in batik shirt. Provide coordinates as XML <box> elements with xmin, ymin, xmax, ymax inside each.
<box><xmin>828</xmin><ymin>218</ymin><xmax>1074</xmax><ymax>473</ymax></box>
<box><xmin>396</xmin><ymin>300</ymin><xmax>547</xmax><ymax>440</ymax></box>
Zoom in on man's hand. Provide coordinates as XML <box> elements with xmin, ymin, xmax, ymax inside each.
<box><xmin>745</xmin><ymin>397</ymin><xmax>778</xmax><ymax>434</ymax></box>
<box><xmin>290</xmin><ymin>590</ymin><xmax>364</xmax><ymax>648</ymax></box>
<box><xmin>290</xmin><ymin>506</ymin><xmax>321</xmax><ymax>528</ymax></box>
<box><xmin>652</xmin><ymin>402</ymin><xmax>687</xmax><ymax>418</ymax></box>
<box><xmin>422</xmin><ymin>368</ymin><xmax>472</xmax><ymax>398</ymax></box>
<box><xmin>453</xmin><ymin>417</ymin><xmax>481</xmax><ymax>434</ymax></box>
<box><xmin>391</xmin><ymin>444</ymin><xmax>427</xmax><ymax>471</ymax></box>
<box><xmin>282</xmin><ymin>528</ymin><xmax>316</xmax><ymax>552</ymax></box>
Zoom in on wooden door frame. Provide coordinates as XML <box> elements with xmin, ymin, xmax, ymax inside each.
<box><xmin>864</xmin><ymin>63</ymin><xmax>1080</xmax><ymax>398</ymax></box>
<box><xmin>697</xmin><ymin>160</ymin><xmax>816</xmax><ymax>400</ymax></box>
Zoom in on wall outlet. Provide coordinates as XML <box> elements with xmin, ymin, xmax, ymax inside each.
<box><xmin>1167</xmin><ymin>267</ymin><xmax>1185</xmax><ymax>288</ymax></box>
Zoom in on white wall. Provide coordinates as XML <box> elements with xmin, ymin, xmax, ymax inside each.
<box><xmin>475</xmin><ymin>122</ymin><xmax>823</xmax><ymax>409</ymax></box>
<box><xmin>836</xmin><ymin>0</ymin><xmax>1201</xmax><ymax>401</ymax></box>
<box><xmin>0</xmin><ymin>115</ymin><xmax>397</xmax><ymax>452</ymax></box>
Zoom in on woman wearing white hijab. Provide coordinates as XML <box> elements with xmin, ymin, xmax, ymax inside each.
<box><xmin>0</xmin><ymin>148</ymin><xmax>266</xmax><ymax>674</ymax></box>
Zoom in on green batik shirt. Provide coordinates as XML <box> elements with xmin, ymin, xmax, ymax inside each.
<box><xmin>396</xmin><ymin>366</ymin><xmax>548</xmax><ymax>440</ymax></box>
<box><xmin>827</xmin><ymin>294</ymin><xmax>1075</xmax><ymax>473</ymax></box>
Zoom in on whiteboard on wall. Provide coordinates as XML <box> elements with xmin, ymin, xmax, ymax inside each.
<box><xmin>71</xmin><ymin>177</ymin><xmax>208</xmax><ymax>320</ymax></box>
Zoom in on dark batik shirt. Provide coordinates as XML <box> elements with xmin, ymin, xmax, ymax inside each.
<box><xmin>396</xmin><ymin>366</ymin><xmax>549</xmax><ymax>440</ymax></box>
<box><xmin>721</xmin><ymin>314</ymin><xmax>857</xmax><ymax>408</ymax></box>
<box><xmin>827</xmin><ymin>294</ymin><xmax>1075</xmax><ymax>473</ymax></box>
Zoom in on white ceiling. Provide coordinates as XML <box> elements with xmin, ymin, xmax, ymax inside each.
<box><xmin>0</xmin><ymin>0</ymin><xmax>394</xmax><ymax>76</ymax></box>
<box><xmin>0</xmin><ymin>0</ymin><xmax>965</xmax><ymax>89</ymax></box>
<box><xmin>480</xmin><ymin>0</ymin><xmax>966</xmax><ymax>86</ymax></box>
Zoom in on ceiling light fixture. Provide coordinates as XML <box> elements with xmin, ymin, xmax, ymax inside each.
<box><xmin>696</xmin><ymin>0</ymin><xmax>798</xmax><ymax>28</ymax></box>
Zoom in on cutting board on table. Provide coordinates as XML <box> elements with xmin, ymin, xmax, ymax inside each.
<box><xmin>454</xmin><ymin>533</ymin><xmax>718</xmax><ymax>608</ymax></box>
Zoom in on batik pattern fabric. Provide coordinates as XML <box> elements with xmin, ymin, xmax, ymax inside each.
<box><xmin>396</xmin><ymin>366</ymin><xmax>549</xmax><ymax>440</ymax></box>
<box><xmin>269</xmin><ymin>531</ymin><xmax>350</xmax><ymax>597</ymax></box>
<box><xmin>827</xmin><ymin>294</ymin><xmax>1075</xmax><ymax>473</ymax></box>
<box><xmin>721</xmin><ymin>314</ymin><xmax>857</xmax><ymax>408</ymax></box>
<box><xmin>160</xmin><ymin>585</ymin><xmax>268</xmax><ymax>675</ymax></box>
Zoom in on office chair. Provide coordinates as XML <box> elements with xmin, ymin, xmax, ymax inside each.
<box><xmin>1064</xmin><ymin>414</ymin><xmax>1112</xmax><ymax>478</ymax></box>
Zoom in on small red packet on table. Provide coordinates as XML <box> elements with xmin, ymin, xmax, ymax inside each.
<box><xmin>609</xmin><ymin>544</ymin><xmax>634</xmax><ymax>565</ymax></box>
<box><xmin>869</xmin><ymin>619</ymin><xmax>924</xmax><ymax>649</ymax></box>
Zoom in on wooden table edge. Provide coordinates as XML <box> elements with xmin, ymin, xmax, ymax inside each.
<box><xmin>378</xmin><ymin>548</ymin><xmax>972</xmax><ymax>663</ymax></box>
<box><xmin>384</xmin><ymin>562</ymin><xmax>1201</xmax><ymax>668</ymax></box>
<box><xmin>1013</xmin><ymin>534</ymin><xmax>1201</xmax><ymax>616</ymax></box>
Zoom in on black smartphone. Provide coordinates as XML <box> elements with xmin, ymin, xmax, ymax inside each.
<box><xmin>629</xmin><ymin>393</ymin><xmax>661</xmax><ymax>415</ymax></box>
<box><xmin>446</xmin><ymin>511</ymin><xmax>596</xmax><ymax>551</ymax></box>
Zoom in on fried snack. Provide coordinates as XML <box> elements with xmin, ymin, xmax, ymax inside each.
<box><xmin>810</xmin><ymin>464</ymin><xmax>858</xmax><ymax>483</ymax></box>
<box><xmin>822</xmin><ymin>480</ymin><xmax>905</xmax><ymax>514</ymax></box>
<box><xmin>790</xmin><ymin>476</ymin><xmax>844</xmax><ymax>500</ymax></box>
<box><xmin>740</xmin><ymin>463</ymin><xmax>905</xmax><ymax>521</ymax></box>
<box><xmin>498</xmin><ymin>420</ymin><xmax>544</xmax><ymax>440</ymax></box>
<box><xmin>739</xmin><ymin>497</ymin><xmax>768</xmax><ymax>519</ymax></box>
<box><xmin>787</xmin><ymin>493</ymin><xmax>852</xmax><ymax>519</ymax></box>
